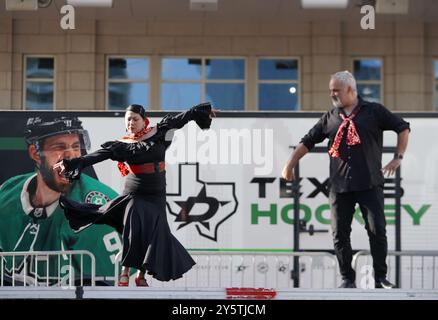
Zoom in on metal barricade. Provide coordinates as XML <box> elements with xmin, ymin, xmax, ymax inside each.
<box><xmin>352</xmin><ymin>250</ymin><xmax>438</xmax><ymax>289</ymax></box>
<box><xmin>114</xmin><ymin>250</ymin><xmax>340</xmax><ymax>288</ymax></box>
<box><xmin>0</xmin><ymin>250</ymin><xmax>96</xmax><ymax>287</ymax></box>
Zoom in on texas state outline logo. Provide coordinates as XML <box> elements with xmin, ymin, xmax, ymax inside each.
<box><xmin>166</xmin><ymin>162</ymin><xmax>238</xmax><ymax>242</ymax></box>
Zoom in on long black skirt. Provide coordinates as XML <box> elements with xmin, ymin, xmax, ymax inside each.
<box><xmin>59</xmin><ymin>193</ymin><xmax>195</xmax><ymax>281</ymax></box>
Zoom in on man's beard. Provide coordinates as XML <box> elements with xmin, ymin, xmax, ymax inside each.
<box><xmin>40</xmin><ymin>156</ymin><xmax>71</xmax><ymax>194</ymax></box>
<box><xmin>331</xmin><ymin>96</ymin><xmax>343</xmax><ymax>108</ymax></box>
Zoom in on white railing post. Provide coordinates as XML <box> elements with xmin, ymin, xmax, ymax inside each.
<box><xmin>113</xmin><ymin>251</ymin><xmax>122</xmax><ymax>287</ymax></box>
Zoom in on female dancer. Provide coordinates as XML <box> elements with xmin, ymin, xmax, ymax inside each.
<box><xmin>54</xmin><ymin>102</ymin><xmax>217</xmax><ymax>286</ymax></box>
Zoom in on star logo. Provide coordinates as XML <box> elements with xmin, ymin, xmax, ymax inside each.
<box><xmin>167</xmin><ymin>163</ymin><xmax>238</xmax><ymax>242</ymax></box>
<box><xmin>85</xmin><ymin>191</ymin><xmax>110</xmax><ymax>205</ymax></box>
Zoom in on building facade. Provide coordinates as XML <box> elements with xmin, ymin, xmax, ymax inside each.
<box><xmin>0</xmin><ymin>0</ymin><xmax>437</xmax><ymax>112</ymax></box>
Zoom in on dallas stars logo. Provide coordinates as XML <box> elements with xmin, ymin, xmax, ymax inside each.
<box><xmin>85</xmin><ymin>191</ymin><xmax>109</xmax><ymax>205</ymax></box>
<box><xmin>174</xmin><ymin>186</ymin><xmax>230</xmax><ymax>231</ymax></box>
<box><xmin>167</xmin><ymin>163</ymin><xmax>238</xmax><ymax>242</ymax></box>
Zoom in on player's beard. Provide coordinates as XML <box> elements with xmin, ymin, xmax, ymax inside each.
<box><xmin>40</xmin><ymin>156</ymin><xmax>72</xmax><ymax>194</ymax></box>
<box><xmin>331</xmin><ymin>96</ymin><xmax>343</xmax><ymax>108</ymax></box>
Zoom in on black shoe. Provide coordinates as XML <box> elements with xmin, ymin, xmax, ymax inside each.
<box><xmin>338</xmin><ymin>279</ymin><xmax>356</xmax><ymax>288</ymax></box>
<box><xmin>375</xmin><ymin>278</ymin><xmax>396</xmax><ymax>289</ymax></box>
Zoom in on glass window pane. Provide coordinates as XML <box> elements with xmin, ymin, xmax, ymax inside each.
<box><xmin>161</xmin><ymin>58</ymin><xmax>202</xmax><ymax>81</ymax></box>
<box><xmin>435</xmin><ymin>84</ymin><xmax>438</xmax><ymax>110</ymax></box>
<box><xmin>206</xmin><ymin>59</ymin><xmax>245</xmax><ymax>80</ymax></box>
<box><xmin>161</xmin><ymin>83</ymin><xmax>201</xmax><ymax>110</ymax></box>
<box><xmin>206</xmin><ymin>83</ymin><xmax>244</xmax><ymax>110</ymax></box>
<box><xmin>26</xmin><ymin>57</ymin><xmax>54</xmax><ymax>79</ymax></box>
<box><xmin>435</xmin><ymin>61</ymin><xmax>438</xmax><ymax>110</ymax></box>
<box><xmin>258</xmin><ymin>59</ymin><xmax>298</xmax><ymax>80</ymax></box>
<box><xmin>26</xmin><ymin>82</ymin><xmax>54</xmax><ymax>110</ymax></box>
<box><xmin>259</xmin><ymin>83</ymin><xmax>299</xmax><ymax>110</ymax></box>
<box><xmin>108</xmin><ymin>82</ymin><xmax>148</xmax><ymax>110</ymax></box>
<box><xmin>109</xmin><ymin>58</ymin><xmax>149</xmax><ymax>80</ymax></box>
<box><xmin>353</xmin><ymin>59</ymin><xmax>382</xmax><ymax>80</ymax></box>
<box><xmin>357</xmin><ymin>84</ymin><xmax>381</xmax><ymax>103</ymax></box>
<box><xmin>435</xmin><ymin>61</ymin><xmax>438</xmax><ymax>81</ymax></box>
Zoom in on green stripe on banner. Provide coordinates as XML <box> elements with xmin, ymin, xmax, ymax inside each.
<box><xmin>188</xmin><ymin>248</ymin><xmax>294</xmax><ymax>253</ymax></box>
<box><xmin>0</xmin><ymin>138</ymin><xmax>27</xmax><ymax>150</ymax></box>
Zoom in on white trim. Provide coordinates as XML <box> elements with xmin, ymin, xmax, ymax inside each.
<box><xmin>27</xmin><ymin>224</ymin><xmax>40</xmax><ymax>252</ymax></box>
<box><xmin>20</xmin><ymin>174</ymin><xmax>59</xmax><ymax>218</ymax></box>
<box><xmin>12</xmin><ymin>222</ymin><xmax>40</xmax><ymax>253</ymax></box>
<box><xmin>143</xmin><ymin>245</ymin><xmax>151</xmax><ymax>265</ymax></box>
<box><xmin>13</xmin><ymin>223</ymin><xmax>32</xmax><ymax>251</ymax></box>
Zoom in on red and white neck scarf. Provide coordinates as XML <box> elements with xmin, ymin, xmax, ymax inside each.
<box><xmin>328</xmin><ymin>108</ymin><xmax>361</xmax><ymax>158</ymax></box>
<box><xmin>117</xmin><ymin>119</ymin><xmax>153</xmax><ymax>176</ymax></box>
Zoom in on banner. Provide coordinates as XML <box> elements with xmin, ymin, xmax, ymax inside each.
<box><xmin>0</xmin><ymin>111</ymin><xmax>436</xmax><ymax>255</ymax></box>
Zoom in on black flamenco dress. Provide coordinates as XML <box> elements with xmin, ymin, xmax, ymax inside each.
<box><xmin>59</xmin><ymin>103</ymin><xmax>212</xmax><ymax>281</ymax></box>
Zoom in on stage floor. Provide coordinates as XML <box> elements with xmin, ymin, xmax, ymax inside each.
<box><xmin>1</xmin><ymin>287</ymin><xmax>437</xmax><ymax>300</ymax></box>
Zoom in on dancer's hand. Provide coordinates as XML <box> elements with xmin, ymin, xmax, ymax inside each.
<box><xmin>210</xmin><ymin>108</ymin><xmax>219</xmax><ymax>119</ymax></box>
<box><xmin>53</xmin><ymin>155</ymin><xmax>66</xmax><ymax>175</ymax></box>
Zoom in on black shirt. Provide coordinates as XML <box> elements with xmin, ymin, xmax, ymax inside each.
<box><xmin>300</xmin><ymin>96</ymin><xmax>410</xmax><ymax>193</ymax></box>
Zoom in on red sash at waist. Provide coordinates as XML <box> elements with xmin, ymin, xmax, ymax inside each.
<box><xmin>128</xmin><ymin>162</ymin><xmax>165</xmax><ymax>174</ymax></box>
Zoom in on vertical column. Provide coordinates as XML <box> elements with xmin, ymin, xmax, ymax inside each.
<box><xmin>12</xmin><ymin>19</ymin><xmax>66</xmax><ymax>110</ymax></box>
<box><xmin>425</xmin><ymin>23</ymin><xmax>438</xmax><ymax>110</ymax></box>
<box><xmin>0</xmin><ymin>19</ymin><xmax>13</xmax><ymax>109</ymax></box>
<box><xmin>309</xmin><ymin>22</ymin><xmax>342</xmax><ymax>111</ymax></box>
<box><xmin>287</xmin><ymin>22</ymin><xmax>311</xmax><ymax>110</ymax></box>
<box><xmin>394</xmin><ymin>22</ymin><xmax>425</xmax><ymax>111</ymax></box>
<box><xmin>65</xmin><ymin>20</ymin><xmax>97</xmax><ymax>110</ymax></box>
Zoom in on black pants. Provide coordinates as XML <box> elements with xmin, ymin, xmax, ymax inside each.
<box><xmin>329</xmin><ymin>186</ymin><xmax>388</xmax><ymax>281</ymax></box>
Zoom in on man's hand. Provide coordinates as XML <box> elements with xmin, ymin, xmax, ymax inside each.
<box><xmin>281</xmin><ymin>143</ymin><xmax>309</xmax><ymax>181</ymax></box>
<box><xmin>382</xmin><ymin>159</ymin><xmax>402</xmax><ymax>177</ymax></box>
<box><xmin>281</xmin><ymin>164</ymin><xmax>295</xmax><ymax>181</ymax></box>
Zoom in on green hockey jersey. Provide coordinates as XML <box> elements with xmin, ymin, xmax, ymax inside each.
<box><xmin>0</xmin><ymin>172</ymin><xmax>122</xmax><ymax>285</ymax></box>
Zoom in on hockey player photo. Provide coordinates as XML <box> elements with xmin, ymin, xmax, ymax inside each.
<box><xmin>0</xmin><ymin>115</ymin><xmax>122</xmax><ymax>286</ymax></box>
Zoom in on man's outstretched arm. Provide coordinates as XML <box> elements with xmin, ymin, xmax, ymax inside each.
<box><xmin>281</xmin><ymin>143</ymin><xmax>310</xmax><ymax>181</ymax></box>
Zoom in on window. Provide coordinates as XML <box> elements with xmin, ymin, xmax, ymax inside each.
<box><xmin>24</xmin><ymin>56</ymin><xmax>55</xmax><ymax>110</ymax></box>
<box><xmin>107</xmin><ymin>57</ymin><xmax>149</xmax><ymax>110</ymax></box>
<box><xmin>161</xmin><ymin>57</ymin><xmax>245</xmax><ymax>110</ymax></box>
<box><xmin>435</xmin><ymin>60</ymin><xmax>438</xmax><ymax>110</ymax></box>
<box><xmin>353</xmin><ymin>58</ymin><xmax>382</xmax><ymax>103</ymax></box>
<box><xmin>257</xmin><ymin>58</ymin><xmax>299</xmax><ymax>110</ymax></box>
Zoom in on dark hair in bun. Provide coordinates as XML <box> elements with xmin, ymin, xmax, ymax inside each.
<box><xmin>126</xmin><ymin>104</ymin><xmax>147</xmax><ymax>119</ymax></box>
